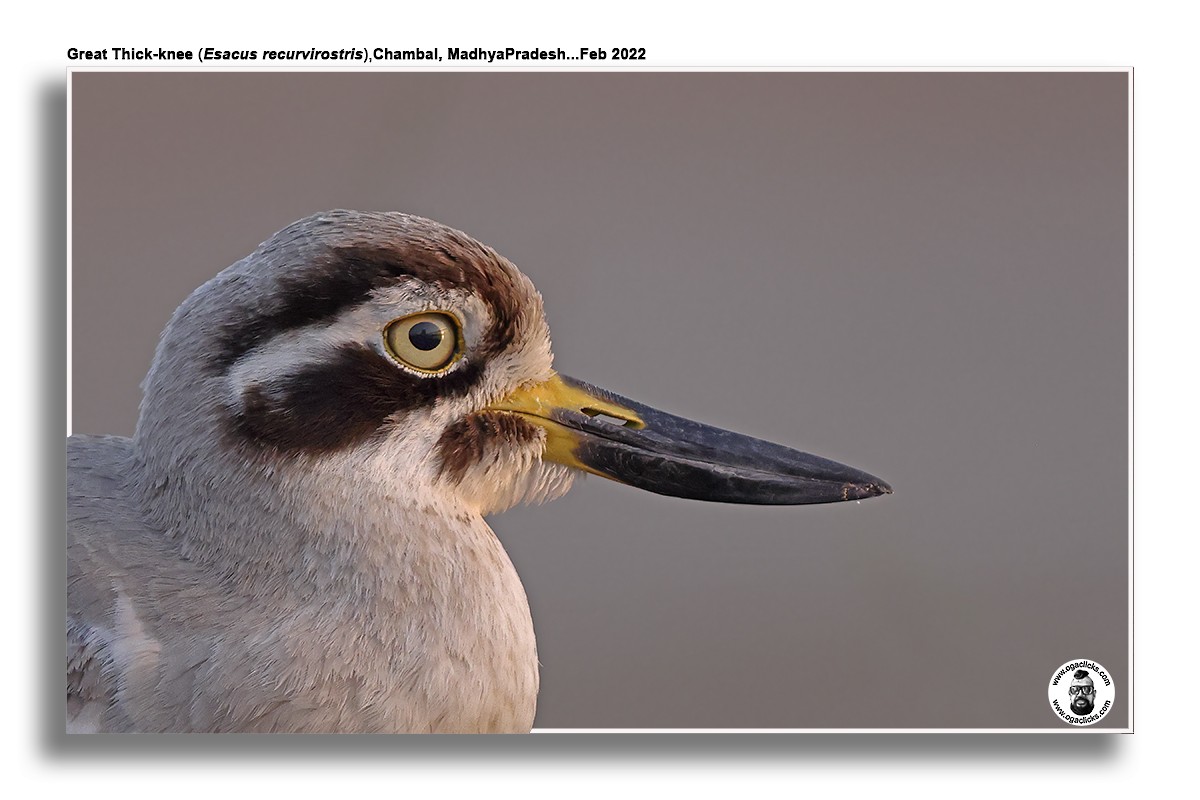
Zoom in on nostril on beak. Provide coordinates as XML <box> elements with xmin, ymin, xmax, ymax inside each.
<box><xmin>581</xmin><ymin>407</ymin><xmax>641</xmax><ymax>429</ymax></box>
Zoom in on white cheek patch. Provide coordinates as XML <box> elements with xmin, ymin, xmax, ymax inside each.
<box><xmin>473</xmin><ymin>460</ymin><xmax>578</xmax><ymax>516</ymax></box>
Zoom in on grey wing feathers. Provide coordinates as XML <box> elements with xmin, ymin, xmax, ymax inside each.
<box><xmin>66</xmin><ymin>435</ymin><xmax>255</xmax><ymax>732</ymax></box>
<box><xmin>67</xmin><ymin>435</ymin><xmax>163</xmax><ymax>732</ymax></box>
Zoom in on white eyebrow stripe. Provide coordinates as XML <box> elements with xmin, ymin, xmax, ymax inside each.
<box><xmin>224</xmin><ymin>320</ymin><xmax>355</xmax><ymax>400</ymax></box>
<box><xmin>221</xmin><ymin>284</ymin><xmax>493</xmax><ymax>405</ymax></box>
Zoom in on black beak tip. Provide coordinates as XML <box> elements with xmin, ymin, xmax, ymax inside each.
<box><xmin>846</xmin><ymin>477</ymin><xmax>893</xmax><ymax>501</ymax></box>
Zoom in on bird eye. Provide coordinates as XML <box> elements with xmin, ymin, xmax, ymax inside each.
<box><xmin>383</xmin><ymin>312</ymin><xmax>462</xmax><ymax>373</ymax></box>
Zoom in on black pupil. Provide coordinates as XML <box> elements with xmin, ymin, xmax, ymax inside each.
<box><xmin>408</xmin><ymin>320</ymin><xmax>444</xmax><ymax>351</ymax></box>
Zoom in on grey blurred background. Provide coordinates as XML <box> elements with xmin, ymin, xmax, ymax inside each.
<box><xmin>70</xmin><ymin>72</ymin><xmax>1128</xmax><ymax>729</ymax></box>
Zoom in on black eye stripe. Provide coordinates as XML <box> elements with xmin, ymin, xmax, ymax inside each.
<box><xmin>227</xmin><ymin>343</ymin><xmax>483</xmax><ymax>454</ymax></box>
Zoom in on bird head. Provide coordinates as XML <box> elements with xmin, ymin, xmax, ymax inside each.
<box><xmin>134</xmin><ymin>210</ymin><xmax>890</xmax><ymax>529</ymax></box>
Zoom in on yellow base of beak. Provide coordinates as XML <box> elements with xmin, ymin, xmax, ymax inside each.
<box><xmin>485</xmin><ymin>373</ymin><xmax>643</xmax><ymax>471</ymax></box>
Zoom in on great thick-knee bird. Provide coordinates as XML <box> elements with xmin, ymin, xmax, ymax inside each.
<box><xmin>66</xmin><ymin>210</ymin><xmax>890</xmax><ymax>732</ymax></box>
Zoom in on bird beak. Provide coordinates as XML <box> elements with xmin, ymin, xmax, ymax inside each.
<box><xmin>485</xmin><ymin>373</ymin><xmax>891</xmax><ymax>505</ymax></box>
